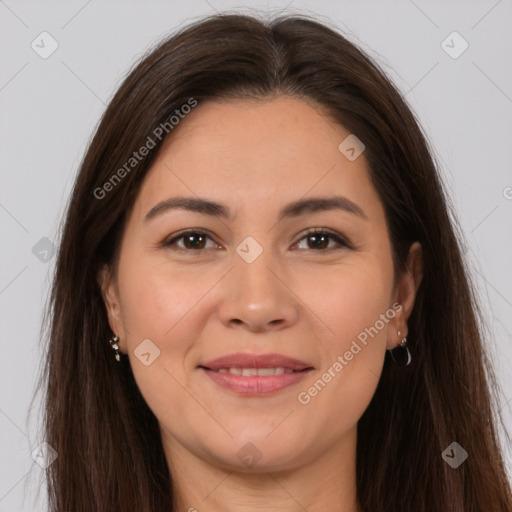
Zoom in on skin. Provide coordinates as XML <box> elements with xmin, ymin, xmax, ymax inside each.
<box><xmin>99</xmin><ymin>96</ymin><xmax>423</xmax><ymax>512</ymax></box>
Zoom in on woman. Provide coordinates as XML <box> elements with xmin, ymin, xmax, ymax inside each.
<box><xmin>35</xmin><ymin>12</ymin><xmax>512</xmax><ymax>511</ymax></box>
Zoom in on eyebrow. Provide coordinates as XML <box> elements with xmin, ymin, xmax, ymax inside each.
<box><xmin>144</xmin><ymin>195</ymin><xmax>368</xmax><ymax>223</ymax></box>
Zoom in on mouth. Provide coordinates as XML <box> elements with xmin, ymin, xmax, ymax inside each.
<box><xmin>197</xmin><ymin>352</ymin><xmax>314</xmax><ymax>396</ymax></box>
<box><xmin>199</xmin><ymin>352</ymin><xmax>313</xmax><ymax>372</ymax></box>
<box><xmin>198</xmin><ymin>366</ymin><xmax>311</xmax><ymax>376</ymax></box>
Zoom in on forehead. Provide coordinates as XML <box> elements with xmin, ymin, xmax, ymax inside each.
<box><xmin>131</xmin><ymin>96</ymin><xmax>382</xmax><ymax>222</ymax></box>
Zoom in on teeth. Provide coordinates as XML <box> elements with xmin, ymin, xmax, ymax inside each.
<box><xmin>215</xmin><ymin>367</ymin><xmax>296</xmax><ymax>376</ymax></box>
<box><xmin>258</xmin><ymin>367</ymin><xmax>279</xmax><ymax>376</ymax></box>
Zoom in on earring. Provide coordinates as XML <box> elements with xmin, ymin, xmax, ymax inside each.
<box><xmin>388</xmin><ymin>330</ymin><xmax>412</xmax><ymax>367</ymax></box>
<box><xmin>109</xmin><ymin>334</ymin><xmax>121</xmax><ymax>362</ymax></box>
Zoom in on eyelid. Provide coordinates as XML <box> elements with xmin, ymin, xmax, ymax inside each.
<box><xmin>162</xmin><ymin>227</ymin><xmax>353</xmax><ymax>252</ymax></box>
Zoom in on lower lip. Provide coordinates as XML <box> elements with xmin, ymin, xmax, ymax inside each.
<box><xmin>201</xmin><ymin>368</ymin><xmax>312</xmax><ymax>396</ymax></box>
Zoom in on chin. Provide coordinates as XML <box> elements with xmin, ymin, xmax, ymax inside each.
<box><xmin>204</xmin><ymin>428</ymin><xmax>308</xmax><ymax>472</ymax></box>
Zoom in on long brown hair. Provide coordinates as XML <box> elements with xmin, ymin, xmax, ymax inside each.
<box><xmin>33</xmin><ymin>12</ymin><xmax>512</xmax><ymax>511</ymax></box>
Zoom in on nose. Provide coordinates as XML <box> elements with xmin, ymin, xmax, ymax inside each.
<box><xmin>216</xmin><ymin>249</ymin><xmax>299</xmax><ymax>333</ymax></box>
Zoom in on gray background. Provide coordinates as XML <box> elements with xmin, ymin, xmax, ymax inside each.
<box><xmin>1</xmin><ymin>0</ymin><xmax>511</xmax><ymax>510</ymax></box>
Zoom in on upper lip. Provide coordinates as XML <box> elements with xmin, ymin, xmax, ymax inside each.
<box><xmin>199</xmin><ymin>352</ymin><xmax>313</xmax><ymax>371</ymax></box>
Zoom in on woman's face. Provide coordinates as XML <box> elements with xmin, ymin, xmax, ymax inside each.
<box><xmin>100</xmin><ymin>96</ymin><xmax>422</xmax><ymax>473</ymax></box>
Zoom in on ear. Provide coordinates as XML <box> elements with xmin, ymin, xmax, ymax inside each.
<box><xmin>387</xmin><ymin>241</ymin><xmax>423</xmax><ymax>349</ymax></box>
<box><xmin>97</xmin><ymin>264</ymin><xmax>127</xmax><ymax>353</ymax></box>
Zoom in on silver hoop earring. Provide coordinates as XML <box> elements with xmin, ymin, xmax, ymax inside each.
<box><xmin>109</xmin><ymin>334</ymin><xmax>121</xmax><ymax>362</ymax></box>
<box><xmin>388</xmin><ymin>331</ymin><xmax>412</xmax><ymax>367</ymax></box>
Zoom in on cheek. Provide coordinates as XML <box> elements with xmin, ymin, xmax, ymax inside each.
<box><xmin>115</xmin><ymin>259</ymin><xmax>196</xmax><ymax>426</ymax></box>
<box><xmin>117</xmin><ymin>250</ymin><xmax>204</xmax><ymax>342</ymax></box>
<box><xmin>303</xmin><ymin>256</ymin><xmax>392</xmax><ymax>349</ymax></box>
<box><xmin>294</xmin><ymin>260</ymin><xmax>392</xmax><ymax>421</ymax></box>
<box><xmin>115</xmin><ymin>250</ymin><xmax>216</xmax><ymax>418</ymax></box>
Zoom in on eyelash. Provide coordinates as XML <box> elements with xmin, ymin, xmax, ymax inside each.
<box><xmin>161</xmin><ymin>228</ymin><xmax>353</xmax><ymax>254</ymax></box>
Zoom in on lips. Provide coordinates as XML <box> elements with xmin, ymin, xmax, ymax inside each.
<box><xmin>199</xmin><ymin>352</ymin><xmax>313</xmax><ymax>372</ymax></box>
<box><xmin>198</xmin><ymin>352</ymin><xmax>314</xmax><ymax>396</ymax></box>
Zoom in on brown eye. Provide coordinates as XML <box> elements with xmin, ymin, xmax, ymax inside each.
<box><xmin>294</xmin><ymin>229</ymin><xmax>351</xmax><ymax>251</ymax></box>
<box><xmin>162</xmin><ymin>228</ymin><xmax>351</xmax><ymax>254</ymax></box>
<box><xmin>181</xmin><ymin>233</ymin><xmax>207</xmax><ymax>249</ymax></box>
<box><xmin>163</xmin><ymin>230</ymin><xmax>218</xmax><ymax>251</ymax></box>
<box><xmin>305</xmin><ymin>233</ymin><xmax>330</xmax><ymax>250</ymax></box>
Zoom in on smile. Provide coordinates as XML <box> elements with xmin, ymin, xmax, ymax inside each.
<box><xmin>200</xmin><ymin>366</ymin><xmax>313</xmax><ymax>396</ymax></box>
<box><xmin>198</xmin><ymin>352</ymin><xmax>314</xmax><ymax>396</ymax></box>
<box><xmin>213</xmin><ymin>367</ymin><xmax>300</xmax><ymax>376</ymax></box>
